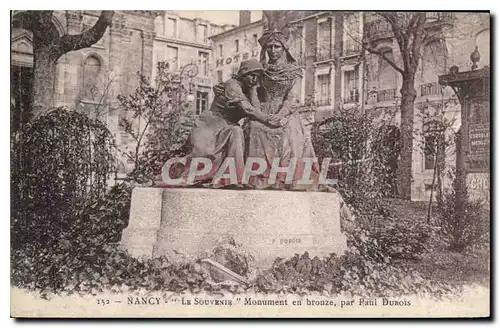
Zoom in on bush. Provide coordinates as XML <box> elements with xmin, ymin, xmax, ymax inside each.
<box><xmin>73</xmin><ymin>183</ymin><xmax>133</xmax><ymax>244</ymax></box>
<box><xmin>252</xmin><ymin>202</ymin><xmax>449</xmax><ymax>298</ymax></box>
<box><xmin>437</xmin><ymin>186</ymin><xmax>490</xmax><ymax>252</ymax></box>
<box><xmin>312</xmin><ymin>106</ymin><xmax>400</xmax><ymax>206</ymax></box>
<box><xmin>254</xmin><ymin>249</ymin><xmax>458</xmax><ymax>298</ymax></box>
<box><xmin>11</xmin><ymin>241</ymin><xmax>457</xmax><ymax>299</ymax></box>
<box><xmin>346</xmin><ymin>201</ymin><xmax>433</xmax><ymax>261</ymax></box>
<box><xmin>117</xmin><ymin>61</ymin><xmax>195</xmax><ymax>184</ymax></box>
<box><xmin>11</xmin><ymin>108</ymin><xmax>116</xmax><ymax>248</ymax></box>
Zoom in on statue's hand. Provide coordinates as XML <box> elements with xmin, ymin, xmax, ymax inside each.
<box><xmin>266</xmin><ymin>114</ymin><xmax>285</xmax><ymax>128</ymax></box>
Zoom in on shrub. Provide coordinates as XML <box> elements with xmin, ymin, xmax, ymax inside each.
<box><xmin>437</xmin><ymin>186</ymin><xmax>490</xmax><ymax>252</ymax></box>
<box><xmin>311</xmin><ymin>106</ymin><xmax>400</xmax><ymax>206</ymax></box>
<box><xmin>117</xmin><ymin>61</ymin><xmax>196</xmax><ymax>184</ymax></box>
<box><xmin>72</xmin><ymin>183</ymin><xmax>133</xmax><ymax>244</ymax></box>
<box><xmin>346</xmin><ymin>201</ymin><xmax>433</xmax><ymax>261</ymax></box>
<box><xmin>253</xmin><ymin>249</ymin><xmax>458</xmax><ymax>298</ymax></box>
<box><xmin>11</xmin><ymin>108</ymin><xmax>116</xmax><ymax>248</ymax></box>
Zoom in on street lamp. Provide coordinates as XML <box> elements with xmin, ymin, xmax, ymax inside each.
<box><xmin>178</xmin><ymin>62</ymin><xmax>199</xmax><ymax>108</ymax></box>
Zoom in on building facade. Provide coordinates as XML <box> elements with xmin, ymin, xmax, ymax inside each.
<box><xmin>151</xmin><ymin>11</ymin><xmax>231</xmax><ymax>116</ymax></box>
<box><xmin>209</xmin><ymin>12</ymin><xmax>265</xmax><ymax>84</ymax></box>
<box><xmin>11</xmin><ymin>10</ymin><xmax>158</xmax><ymax>157</ymax></box>
<box><xmin>283</xmin><ymin>11</ymin><xmax>490</xmax><ymax>201</ymax></box>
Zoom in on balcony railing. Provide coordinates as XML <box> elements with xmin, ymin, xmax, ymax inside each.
<box><xmin>342</xmin><ymin>45</ymin><xmax>362</xmax><ymax>57</ymax></box>
<box><xmin>426</xmin><ymin>12</ymin><xmax>454</xmax><ymax>22</ymax></box>
<box><xmin>365</xmin><ymin>14</ymin><xmax>453</xmax><ymax>41</ymax></box>
<box><xmin>420</xmin><ymin>82</ymin><xmax>441</xmax><ymax>96</ymax></box>
<box><xmin>377</xmin><ymin>88</ymin><xmax>397</xmax><ymax>102</ymax></box>
<box><xmin>316</xmin><ymin>99</ymin><xmax>331</xmax><ymax>107</ymax></box>
<box><xmin>365</xmin><ymin>19</ymin><xmax>393</xmax><ymax>41</ymax></box>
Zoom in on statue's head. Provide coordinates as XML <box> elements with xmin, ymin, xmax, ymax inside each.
<box><xmin>258</xmin><ymin>29</ymin><xmax>296</xmax><ymax>64</ymax></box>
<box><xmin>234</xmin><ymin>59</ymin><xmax>263</xmax><ymax>88</ymax></box>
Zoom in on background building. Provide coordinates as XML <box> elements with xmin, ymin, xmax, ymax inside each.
<box><xmin>285</xmin><ymin>11</ymin><xmax>490</xmax><ymax>201</ymax></box>
<box><xmin>152</xmin><ymin>12</ymin><xmax>230</xmax><ymax>116</ymax></box>
<box><xmin>12</xmin><ymin>10</ymin><xmax>158</xmax><ymax>159</ymax></box>
<box><xmin>209</xmin><ymin>11</ymin><xmax>265</xmax><ymax>84</ymax></box>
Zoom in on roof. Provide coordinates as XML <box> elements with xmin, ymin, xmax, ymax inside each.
<box><xmin>209</xmin><ymin>19</ymin><xmax>265</xmax><ymax>40</ymax></box>
<box><xmin>438</xmin><ymin>67</ymin><xmax>490</xmax><ymax>86</ymax></box>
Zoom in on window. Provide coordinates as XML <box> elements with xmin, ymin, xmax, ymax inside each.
<box><xmin>422</xmin><ymin>40</ymin><xmax>446</xmax><ymax>80</ymax></box>
<box><xmin>167</xmin><ymin>46</ymin><xmax>179</xmax><ymax>70</ymax></box>
<box><xmin>218</xmin><ymin>44</ymin><xmax>224</xmax><ymax>58</ymax></box>
<box><xmin>297</xmin><ymin>26</ymin><xmax>304</xmax><ymax>58</ymax></box>
<box><xmin>317</xmin><ymin>19</ymin><xmax>331</xmax><ymax>61</ymax></box>
<box><xmin>166</xmin><ymin>18</ymin><xmax>177</xmax><ymax>38</ymax></box>
<box><xmin>231</xmin><ymin>65</ymin><xmax>239</xmax><ymax>75</ymax></box>
<box><xmin>316</xmin><ymin>74</ymin><xmax>331</xmax><ymax>106</ymax></box>
<box><xmin>198</xmin><ymin>24</ymin><xmax>208</xmax><ymax>42</ymax></box>
<box><xmin>11</xmin><ymin>65</ymin><xmax>33</xmax><ymax>132</ymax></box>
<box><xmin>217</xmin><ymin>70</ymin><xmax>223</xmax><ymax>83</ymax></box>
<box><xmin>196</xmin><ymin>91</ymin><xmax>209</xmax><ymax>114</ymax></box>
<box><xmin>82</xmin><ymin>55</ymin><xmax>101</xmax><ymax>101</ymax></box>
<box><xmin>424</xmin><ymin>134</ymin><xmax>437</xmax><ymax>170</ymax></box>
<box><xmin>378</xmin><ymin>50</ymin><xmax>396</xmax><ymax>85</ymax></box>
<box><xmin>154</xmin><ymin>16</ymin><xmax>164</xmax><ymax>35</ymax></box>
<box><xmin>235</xmin><ymin>39</ymin><xmax>239</xmax><ymax>52</ymax></box>
<box><xmin>343</xmin><ymin>13</ymin><xmax>361</xmax><ymax>56</ymax></box>
<box><xmin>253</xmin><ymin>34</ymin><xmax>258</xmax><ymax>46</ymax></box>
<box><xmin>344</xmin><ymin>67</ymin><xmax>359</xmax><ymax>103</ymax></box>
<box><xmin>198</xmin><ymin>51</ymin><xmax>209</xmax><ymax>76</ymax></box>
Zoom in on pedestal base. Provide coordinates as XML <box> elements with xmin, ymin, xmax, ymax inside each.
<box><xmin>121</xmin><ymin>188</ymin><xmax>347</xmax><ymax>268</ymax></box>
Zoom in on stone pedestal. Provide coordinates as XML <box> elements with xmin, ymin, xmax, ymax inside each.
<box><xmin>121</xmin><ymin>188</ymin><xmax>347</xmax><ymax>268</ymax></box>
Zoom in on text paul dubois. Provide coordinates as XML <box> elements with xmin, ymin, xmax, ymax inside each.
<box><xmin>359</xmin><ymin>298</ymin><xmax>411</xmax><ymax>306</ymax></box>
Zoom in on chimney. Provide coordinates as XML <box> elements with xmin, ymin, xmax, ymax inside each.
<box><xmin>239</xmin><ymin>11</ymin><xmax>251</xmax><ymax>26</ymax></box>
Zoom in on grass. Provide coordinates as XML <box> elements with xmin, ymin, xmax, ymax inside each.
<box><xmin>384</xmin><ymin>197</ymin><xmax>490</xmax><ymax>287</ymax></box>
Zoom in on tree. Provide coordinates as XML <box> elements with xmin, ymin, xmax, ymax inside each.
<box><xmin>117</xmin><ymin>61</ymin><xmax>195</xmax><ymax>184</ymax></box>
<box><xmin>12</xmin><ymin>10</ymin><xmax>114</xmax><ymax>115</ymax></box>
<box><xmin>362</xmin><ymin>13</ymin><xmax>430</xmax><ymax>199</ymax></box>
<box><xmin>340</xmin><ymin>12</ymin><xmax>456</xmax><ymax>199</ymax></box>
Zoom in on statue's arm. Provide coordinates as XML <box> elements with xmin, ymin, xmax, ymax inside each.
<box><xmin>247</xmin><ymin>85</ymin><xmax>261</xmax><ymax>110</ymax></box>
<box><xmin>224</xmin><ymin>79</ymin><xmax>281</xmax><ymax>127</ymax></box>
<box><xmin>237</xmin><ymin>100</ymin><xmax>281</xmax><ymax>127</ymax></box>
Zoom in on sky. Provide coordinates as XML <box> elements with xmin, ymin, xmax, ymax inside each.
<box><xmin>176</xmin><ymin>10</ymin><xmax>263</xmax><ymax>26</ymax></box>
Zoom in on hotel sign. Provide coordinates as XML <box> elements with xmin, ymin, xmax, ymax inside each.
<box><xmin>216</xmin><ymin>50</ymin><xmax>260</xmax><ymax>68</ymax></box>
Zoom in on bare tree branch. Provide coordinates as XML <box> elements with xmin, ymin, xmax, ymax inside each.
<box><xmin>365</xmin><ymin>46</ymin><xmax>405</xmax><ymax>75</ymax></box>
<box><xmin>380</xmin><ymin>12</ymin><xmax>414</xmax><ymax>72</ymax></box>
<box><xmin>52</xmin><ymin>10</ymin><xmax>114</xmax><ymax>60</ymax></box>
<box><xmin>342</xmin><ymin>16</ymin><xmax>404</xmax><ymax>74</ymax></box>
<box><xmin>411</xmin><ymin>13</ymin><xmax>427</xmax><ymax>68</ymax></box>
<box><xmin>25</xmin><ymin>10</ymin><xmax>56</xmax><ymax>45</ymax></box>
<box><xmin>379</xmin><ymin>13</ymin><xmax>405</xmax><ymax>50</ymax></box>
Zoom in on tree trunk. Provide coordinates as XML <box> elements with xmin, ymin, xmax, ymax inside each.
<box><xmin>397</xmin><ymin>72</ymin><xmax>417</xmax><ymax>200</ymax></box>
<box><xmin>32</xmin><ymin>46</ymin><xmax>57</xmax><ymax>114</ymax></box>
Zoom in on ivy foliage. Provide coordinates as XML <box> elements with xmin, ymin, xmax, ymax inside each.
<box><xmin>11</xmin><ymin>108</ymin><xmax>116</xmax><ymax>247</ymax></box>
